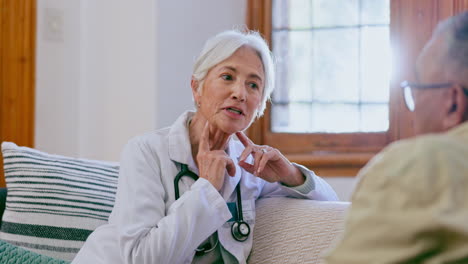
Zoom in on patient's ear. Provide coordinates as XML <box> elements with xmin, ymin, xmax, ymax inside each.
<box><xmin>442</xmin><ymin>85</ymin><xmax>467</xmax><ymax>129</ymax></box>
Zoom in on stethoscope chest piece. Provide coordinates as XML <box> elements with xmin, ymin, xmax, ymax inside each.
<box><xmin>231</xmin><ymin>220</ymin><xmax>250</xmax><ymax>242</ymax></box>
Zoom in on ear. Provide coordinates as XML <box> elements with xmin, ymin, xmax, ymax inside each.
<box><xmin>191</xmin><ymin>76</ymin><xmax>201</xmax><ymax>105</ymax></box>
<box><xmin>442</xmin><ymin>85</ymin><xmax>467</xmax><ymax>130</ymax></box>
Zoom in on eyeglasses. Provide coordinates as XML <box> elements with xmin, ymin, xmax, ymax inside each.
<box><xmin>400</xmin><ymin>81</ymin><xmax>454</xmax><ymax>112</ymax></box>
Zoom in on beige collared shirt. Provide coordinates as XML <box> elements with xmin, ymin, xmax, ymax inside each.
<box><xmin>325</xmin><ymin>122</ymin><xmax>468</xmax><ymax>264</ymax></box>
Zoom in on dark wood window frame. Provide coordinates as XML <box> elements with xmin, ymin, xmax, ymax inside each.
<box><xmin>0</xmin><ymin>0</ymin><xmax>36</xmax><ymax>187</ymax></box>
<box><xmin>246</xmin><ymin>0</ymin><xmax>468</xmax><ymax>176</ymax></box>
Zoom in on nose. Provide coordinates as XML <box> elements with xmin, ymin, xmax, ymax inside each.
<box><xmin>231</xmin><ymin>81</ymin><xmax>246</xmax><ymax>102</ymax></box>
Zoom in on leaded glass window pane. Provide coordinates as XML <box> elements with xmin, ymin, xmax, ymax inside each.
<box><xmin>271</xmin><ymin>0</ymin><xmax>391</xmax><ymax>133</ymax></box>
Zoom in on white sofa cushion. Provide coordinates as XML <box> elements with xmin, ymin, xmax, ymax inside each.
<box><xmin>0</xmin><ymin>142</ymin><xmax>119</xmax><ymax>261</ymax></box>
<box><xmin>249</xmin><ymin>197</ymin><xmax>349</xmax><ymax>264</ymax></box>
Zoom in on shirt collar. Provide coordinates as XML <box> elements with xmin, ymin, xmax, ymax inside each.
<box><xmin>447</xmin><ymin>121</ymin><xmax>468</xmax><ymax>140</ymax></box>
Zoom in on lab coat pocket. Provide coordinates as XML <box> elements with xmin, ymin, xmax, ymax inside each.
<box><xmin>241</xmin><ymin>199</ymin><xmax>255</xmax><ymax>224</ymax></box>
<box><xmin>224</xmin><ymin>199</ymin><xmax>256</xmax><ymax>227</ymax></box>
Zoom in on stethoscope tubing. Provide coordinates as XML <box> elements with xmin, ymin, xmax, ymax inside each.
<box><xmin>174</xmin><ymin>163</ymin><xmax>250</xmax><ymax>245</ymax></box>
<box><xmin>174</xmin><ymin>164</ymin><xmax>198</xmax><ymax>200</ymax></box>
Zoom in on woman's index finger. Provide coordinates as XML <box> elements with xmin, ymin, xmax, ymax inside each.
<box><xmin>199</xmin><ymin>122</ymin><xmax>211</xmax><ymax>152</ymax></box>
<box><xmin>235</xmin><ymin>131</ymin><xmax>253</xmax><ymax>147</ymax></box>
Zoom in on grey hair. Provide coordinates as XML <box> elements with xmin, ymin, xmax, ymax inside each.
<box><xmin>437</xmin><ymin>12</ymin><xmax>468</xmax><ymax>118</ymax></box>
<box><xmin>192</xmin><ymin>29</ymin><xmax>275</xmax><ymax>118</ymax></box>
<box><xmin>437</xmin><ymin>12</ymin><xmax>468</xmax><ymax>76</ymax></box>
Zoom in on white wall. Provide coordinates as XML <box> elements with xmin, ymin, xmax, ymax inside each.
<box><xmin>35</xmin><ymin>0</ymin><xmax>158</xmax><ymax>162</ymax></box>
<box><xmin>78</xmin><ymin>0</ymin><xmax>157</xmax><ymax>161</ymax></box>
<box><xmin>35</xmin><ymin>0</ymin><xmax>82</xmax><ymax>157</ymax></box>
<box><xmin>324</xmin><ymin>177</ymin><xmax>357</xmax><ymax>201</ymax></box>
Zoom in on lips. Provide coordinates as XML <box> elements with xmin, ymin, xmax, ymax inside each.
<box><xmin>224</xmin><ymin>107</ymin><xmax>244</xmax><ymax>115</ymax></box>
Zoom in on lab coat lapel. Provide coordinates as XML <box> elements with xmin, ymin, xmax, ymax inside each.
<box><xmin>168</xmin><ymin>111</ymin><xmax>195</xmax><ymax>167</ymax></box>
<box><xmin>167</xmin><ymin>111</ymin><xmax>200</xmax><ymax>196</ymax></box>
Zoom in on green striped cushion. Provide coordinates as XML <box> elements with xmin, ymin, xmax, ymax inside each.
<box><xmin>0</xmin><ymin>142</ymin><xmax>119</xmax><ymax>261</ymax></box>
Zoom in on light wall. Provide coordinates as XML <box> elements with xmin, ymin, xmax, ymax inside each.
<box><xmin>34</xmin><ymin>0</ymin><xmax>356</xmax><ymax>201</ymax></box>
<box><xmin>78</xmin><ymin>0</ymin><xmax>158</xmax><ymax>161</ymax></box>
<box><xmin>35</xmin><ymin>0</ymin><xmax>157</xmax><ymax>161</ymax></box>
<box><xmin>325</xmin><ymin>177</ymin><xmax>357</xmax><ymax>201</ymax></box>
<box><xmin>35</xmin><ymin>0</ymin><xmax>82</xmax><ymax>157</ymax></box>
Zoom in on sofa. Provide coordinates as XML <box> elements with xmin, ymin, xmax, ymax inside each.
<box><xmin>0</xmin><ymin>142</ymin><xmax>349</xmax><ymax>263</ymax></box>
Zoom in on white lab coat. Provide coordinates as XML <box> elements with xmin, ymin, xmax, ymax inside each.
<box><xmin>72</xmin><ymin>111</ymin><xmax>338</xmax><ymax>264</ymax></box>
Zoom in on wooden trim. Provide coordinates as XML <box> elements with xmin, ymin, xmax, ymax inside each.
<box><xmin>454</xmin><ymin>0</ymin><xmax>468</xmax><ymax>13</ymax></box>
<box><xmin>246</xmin><ymin>0</ymin><xmax>272</xmax><ymax>44</ymax></box>
<box><xmin>287</xmin><ymin>152</ymin><xmax>373</xmax><ymax>167</ymax></box>
<box><xmin>264</xmin><ymin>132</ymin><xmax>387</xmax><ymax>153</ymax></box>
<box><xmin>305</xmin><ymin>167</ymin><xmax>362</xmax><ymax>177</ymax></box>
<box><xmin>287</xmin><ymin>152</ymin><xmax>373</xmax><ymax>177</ymax></box>
<box><xmin>246</xmin><ymin>0</ymin><xmax>272</xmax><ymax>144</ymax></box>
<box><xmin>0</xmin><ymin>0</ymin><xmax>36</xmax><ymax>187</ymax></box>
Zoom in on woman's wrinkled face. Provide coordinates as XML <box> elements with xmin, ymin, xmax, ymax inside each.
<box><xmin>192</xmin><ymin>46</ymin><xmax>265</xmax><ymax>134</ymax></box>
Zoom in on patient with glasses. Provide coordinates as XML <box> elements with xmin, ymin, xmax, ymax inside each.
<box><xmin>72</xmin><ymin>29</ymin><xmax>338</xmax><ymax>264</ymax></box>
<box><xmin>326</xmin><ymin>11</ymin><xmax>468</xmax><ymax>263</ymax></box>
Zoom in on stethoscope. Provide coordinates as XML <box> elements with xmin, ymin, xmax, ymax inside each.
<box><xmin>174</xmin><ymin>163</ymin><xmax>251</xmax><ymax>255</ymax></box>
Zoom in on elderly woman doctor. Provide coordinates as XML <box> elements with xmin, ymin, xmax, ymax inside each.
<box><xmin>72</xmin><ymin>30</ymin><xmax>338</xmax><ymax>264</ymax></box>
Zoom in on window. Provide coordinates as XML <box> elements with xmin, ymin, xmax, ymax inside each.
<box><xmin>246</xmin><ymin>0</ymin><xmax>468</xmax><ymax>176</ymax></box>
<box><xmin>271</xmin><ymin>0</ymin><xmax>391</xmax><ymax>133</ymax></box>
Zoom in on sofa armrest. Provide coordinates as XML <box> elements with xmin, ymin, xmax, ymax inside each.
<box><xmin>248</xmin><ymin>197</ymin><xmax>349</xmax><ymax>264</ymax></box>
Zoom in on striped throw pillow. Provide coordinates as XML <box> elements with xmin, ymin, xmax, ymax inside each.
<box><xmin>0</xmin><ymin>142</ymin><xmax>119</xmax><ymax>261</ymax></box>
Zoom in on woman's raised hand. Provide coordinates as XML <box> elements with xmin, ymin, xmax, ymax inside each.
<box><xmin>236</xmin><ymin>131</ymin><xmax>305</xmax><ymax>187</ymax></box>
<box><xmin>197</xmin><ymin>122</ymin><xmax>236</xmax><ymax>191</ymax></box>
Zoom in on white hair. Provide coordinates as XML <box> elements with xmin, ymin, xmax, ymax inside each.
<box><xmin>192</xmin><ymin>29</ymin><xmax>275</xmax><ymax>118</ymax></box>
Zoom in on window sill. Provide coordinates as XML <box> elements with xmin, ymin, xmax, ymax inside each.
<box><xmin>286</xmin><ymin>152</ymin><xmax>376</xmax><ymax>177</ymax></box>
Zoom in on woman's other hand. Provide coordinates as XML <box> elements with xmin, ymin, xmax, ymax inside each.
<box><xmin>197</xmin><ymin>122</ymin><xmax>236</xmax><ymax>191</ymax></box>
<box><xmin>236</xmin><ymin>131</ymin><xmax>305</xmax><ymax>187</ymax></box>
